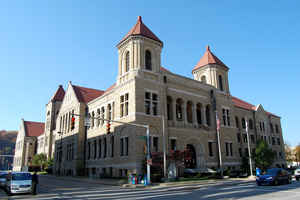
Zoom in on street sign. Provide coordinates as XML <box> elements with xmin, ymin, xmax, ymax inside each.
<box><xmin>84</xmin><ymin>117</ymin><xmax>91</xmax><ymax>127</ymax></box>
<box><xmin>138</xmin><ymin>136</ymin><xmax>147</xmax><ymax>140</ymax></box>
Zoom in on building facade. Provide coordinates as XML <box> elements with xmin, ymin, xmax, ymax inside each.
<box><xmin>13</xmin><ymin>119</ymin><xmax>44</xmax><ymax>171</ymax></box>
<box><xmin>15</xmin><ymin>16</ymin><xmax>286</xmax><ymax>176</ymax></box>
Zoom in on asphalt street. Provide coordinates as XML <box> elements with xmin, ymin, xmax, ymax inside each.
<box><xmin>1</xmin><ymin>176</ymin><xmax>300</xmax><ymax>200</ymax></box>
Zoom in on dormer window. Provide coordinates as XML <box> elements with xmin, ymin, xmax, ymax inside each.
<box><xmin>145</xmin><ymin>50</ymin><xmax>152</xmax><ymax>70</ymax></box>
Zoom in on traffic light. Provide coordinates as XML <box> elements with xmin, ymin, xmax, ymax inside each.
<box><xmin>71</xmin><ymin>116</ymin><xmax>75</xmax><ymax>130</ymax></box>
<box><xmin>106</xmin><ymin>122</ymin><xmax>111</xmax><ymax>134</ymax></box>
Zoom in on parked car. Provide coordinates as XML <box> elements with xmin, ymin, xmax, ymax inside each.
<box><xmin>256</xmin><ymin>168</ymin><xmax>291</xmax><ymax>186</ymax></box>
<box><xmin>0</xmin><ymin>172</ymin><xmax>8</xmax><ymax>188</ymax></box>
<box><xmin>5</xmin><ymin>172</ymin><xmax>33</xmax><ymax>195</ymax></box>
<box><xmin>294</xmin><ymin>168</ymin><xmax>300</xmax><ymax>181</ymax></box>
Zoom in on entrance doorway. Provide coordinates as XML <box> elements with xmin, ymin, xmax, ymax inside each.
<box><xmin>185</xmin><ymin>144</ymin><xmax>197</xmax><ymax>169</ymax></box>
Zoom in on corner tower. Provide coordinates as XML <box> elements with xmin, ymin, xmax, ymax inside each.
<box><xmin>192</xmin><ymin>46</ymin><xmax>230</xmax><ymax>94</ymax></box>
<box><xmin>116</xmin><ymin>16</ymin><xmax>163</xmax><ymax>85</ymax></box>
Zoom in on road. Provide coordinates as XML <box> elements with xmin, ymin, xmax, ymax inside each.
<box><xmin>1</xmin><ymin>176</ymin><xmax>300</xmax><ymax>199</ymax></box>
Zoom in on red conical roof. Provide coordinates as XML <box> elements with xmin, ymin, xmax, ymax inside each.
<box><xmin>119</xmin><ymin>16</ymin><xmax>162</xmax><ymax>45</ymax></box>
<box><xmin>192</xmin><ymin>46</ymin><xmax>228</xmax><ymax>72</ymax></box>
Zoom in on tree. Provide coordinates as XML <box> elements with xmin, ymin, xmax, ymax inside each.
<box><xmin>294</xmin><ymin>145</ymin><xmax>300</xmax><ymax>165</ymax></box>
<box><xmin>285</xmin><ymin>142</ymin><xmax>294</xmax><ymax>163</ymax></box>
<box><xmin>32</xmin><ymin>153</ymin><xmax>47</xmax><ymax>171</ymax></box>
<box><xmin>254</xmin><ymin>140</ymin><xmax>275</xmax><ymax>170</ymax></box>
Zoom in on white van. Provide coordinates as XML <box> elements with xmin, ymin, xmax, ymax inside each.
<box><xmin>5</xmin><ymin>172</ymin><xmax>32</xmax><ymax>195</ymax></box>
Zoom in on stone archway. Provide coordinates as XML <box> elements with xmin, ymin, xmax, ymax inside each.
<box><xmin>184</xmin><ymin>137</ymin><xmax>206</xmax><ymax>169</ymax></box>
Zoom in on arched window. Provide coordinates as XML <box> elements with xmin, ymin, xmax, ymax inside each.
<box><xmin>249</xmin><ymin>119</ymin><xmax>253</xmax><ymax>130</ymax></box>
<box><xmin>167</xmin><ymin>96</ymin><xmax>173</xmax><ymax>120</ymax></box>
<box><xmin>186</xmin><ymin>101</ymin><xmax>193</xmax><ymax>123</ymax></box>
<box><xmin>125</xmin><ymin>51</ymin><xmax>130</xmax><ymax>72</ymax></box>
<box><xmin>205</xmin><ymin>105</ymin><xmax>211</xmax><ymax>126</ymax></box>
<box><xmin>201</xmin><ymin>76</ymin><xmax>207</xmax><ymax>83</ymax></box>
<box><xmin>235</xmin><ymin>116</ymin><xmax>240</xmax><ymax>128</ymax></box>
<box><xmin>218</xmin><ymin>75</ymin><xmax>224</xmax><ymax>91</ymax></box>
<box><xmin>145</xmin><ymin>50</ymin><xmax>152</xmax><ymax>70</ymax></box>
<box><xmin>196</xmin><ymin>103</ymin><xmax>202</xmax><ymax>124</ymax></box>
<box><xmin>176</xmin><ymin>99</ymin><xmax>183</xmax><ymax>120</ymax></box>
<box><xmin>241</xmin><ymin>118</ymin><xmax>246</xmax><ymax>129</ymax></box>
<box><xmin>97</xmin><ymin>109</ymin><xmax>100</xmax><ymax>127</ymax></box>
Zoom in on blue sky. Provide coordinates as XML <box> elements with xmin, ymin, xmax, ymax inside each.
<box><xmin>0</xmin><ymin>1</ymin><xmax>299</xmax><ymax>146</ymax></box>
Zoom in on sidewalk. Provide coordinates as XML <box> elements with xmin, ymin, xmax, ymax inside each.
<box><xmin>43</xmin><ymin>174</ymin><xmax>255</xmax><ymax>188</ymax></box>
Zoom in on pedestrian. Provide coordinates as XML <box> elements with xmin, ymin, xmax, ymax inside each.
<box><xmin>31</xmin><ymin>171</ymin><xmax>39</xmax><ymax>195</ymax></box>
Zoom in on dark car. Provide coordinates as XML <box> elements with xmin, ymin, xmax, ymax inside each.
<box><xmin>256</xmin><ymin>168</ymin><xmax>292</xmax><ymax>186</ymax></box>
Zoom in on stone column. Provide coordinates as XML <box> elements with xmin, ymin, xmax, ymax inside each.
<box><xmin>173</xmin><ymin>99</ymin><xmax>177</xmax><ymax>122</ymax></box>
<box><xmin>183</xmin><ymin>101</ymin><xmax>187</xmax><ymax>124</ymax></box>
<box><xmin>193</xmin><ymin>103</ymin><xmax>198</xmax><ymax>127</ymax></box>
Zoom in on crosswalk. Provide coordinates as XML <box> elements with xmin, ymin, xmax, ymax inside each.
<box><xmin>0</xmin><ymin>185</ymin><xmax>193</xmax><ymax>200</ymax></box>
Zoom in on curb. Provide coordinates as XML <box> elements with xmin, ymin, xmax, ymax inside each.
<box><xmin>122</xmin><ymin>178</ymin><xmax>255</xmax><ymax>189</ymax></box>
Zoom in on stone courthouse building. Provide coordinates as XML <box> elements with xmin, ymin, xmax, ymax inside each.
<box><xmin>14</xmin><ymin>16</ymin><xmax>286</xmax><ymax>176</ymax></box>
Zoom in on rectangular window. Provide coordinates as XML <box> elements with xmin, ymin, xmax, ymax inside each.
<box><xmin>239</xmin><ymin>148</ymin><xmax>242</xmax><ymax>157</ymax></box>
<box><xmin>243</xmin><ymin>134</ymin><xmax>247</xmax><ymax>143</ymax></box>
<box><xmin>230</xmin><ymin>143</ymin><xmax>233</xmax><ymax>156</ymax></box>
<box><xmin>125</xmin><ymin>137</ymin><xmax>129</xmax><ymax>156</ymax></box>
<box><xmin>94</xmin><ymin>140</ymin><xmax>97</xmax><ymax>159</ymax></box>
<box><xmin>208</xmin><ymin>142</ymin><xmax>213</xmax><ymax>157</ymax></box>
<box><xmin>120</xmin><ymin>138</ymin><xmax>124</xmax><ymax>156</ymax></box>
<box><xmin>88</xmin><ymin>142</ymin><xmax>91</xmax><ymax>160</ymax></box>
<box><xmin>222</xmin><ymin>109</ymin><xmax>226</xmax><ymax>126</ymax></box>
<box><xmin>250</xmin><ymin>135</ymin><xmax>255</xmax><ymax>144</ymax></box>
<box><xmin>237</xmin><ymin>133</ymin><xmax>241</xmax><ymax>143</ymax></box>
<box><xmin>120</xmin><ymin>93</ymin><xmax>129</xmax><ymax>117</ymax></box>
<box><xmin>277</xmin><ymin>138</ymin><xmax>281</xmax><ymax>145</ymax></box>
<box><xmin>103</xmin><ymin>138</ymin><xmax>107</xmax><ymax>158</ymax></box>
<box><xmin>170</xmin><ymin>139</ymin><xmax>176</xmax><ymax>151</ymax></box>
<box><xmin>225</xmin><ymin>143</ymin><xmax>229</xmax><ymax>156</ymax></box>
<box><xmin>98</xmin><ymin>139</ymin><xmax>102</xmax><ymax>158</ymax></box>
<box><xmin>111</xmin><ymin>136</ymin><xmax>114</xmax><ymax>157</ymax></box>
<box><xmin>244</xmin><ymin>148</ymin><xmax>248</xmax><ymax>157</ymax></box>
<box><xmin>272</xmin><ymin>137</ymin><xmax>275</xmax><ymax>145</ymax></box>
<box><xmin>153</xmin><ymin>137</ymin><xmax>158</xmax><ymax>152</ymax></box>
<box><xmin>222</xmin><ymin>108</ymin><xmax>230</xmax><ymax>126</ymax></box>
<box><xmin>145</xmin><ymin>92</ymin><xmax>151</xmax><ymax>115</ymax></box>
<box><xmin>145</xmin><ymin>92</ymin><xmax>158</xmax><ymax>116</ymax></box>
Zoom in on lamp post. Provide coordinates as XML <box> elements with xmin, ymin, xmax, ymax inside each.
<box><xmin>57</xmin><ymin>131</ymin><xmax>63</xmax><ymax>175</ymax></box>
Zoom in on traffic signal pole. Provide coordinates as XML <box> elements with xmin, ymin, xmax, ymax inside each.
<box><xmin>71</xmin><ymin>113</ymin><xmax>151</xmax><ymax>184</ymax></box>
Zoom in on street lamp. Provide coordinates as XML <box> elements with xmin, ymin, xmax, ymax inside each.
<box><xmin>57</xmin><ymin>131</ymin><xmax>63</xmax><ymax>175</ymax></box>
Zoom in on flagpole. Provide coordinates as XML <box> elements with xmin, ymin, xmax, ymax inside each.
<box><xmin>245</xmin><ymin>117</ymin><xmax>253</xmax><ymax>176</ymax></box>
<box><xmin>216</xmin><ymin>111</ymin><xmax>223</xmax><ymax>177</ymax></box>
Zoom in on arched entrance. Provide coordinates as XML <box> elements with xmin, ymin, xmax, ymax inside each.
<box><xmin>185</xmin><ymin>144</ymin><xmax>197</xmax><ymax>169</ymax></box>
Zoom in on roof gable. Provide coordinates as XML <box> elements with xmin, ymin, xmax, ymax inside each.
<box><xmin>193</xmin><ymin>46</ymin><xmax>228</xmax><ymax>72</ymax></box>
<box><xmin>72</xmin><ymin>85</ymin><xmax>104</xmax><ymax>103</ymax></box>
<box><xmin>51</xmin><ymin>85</ymin><xmax>65</xmax><ymax>102</ymax></box>
<box><xmin>119</xmin><ymin>16</ymin><xmax>162</xmax><ymax>45</ymax></box>
<box><xmin>24</xmin><ymin>121</ymin><xmax>44</xmax><ymax>137</ymax></box>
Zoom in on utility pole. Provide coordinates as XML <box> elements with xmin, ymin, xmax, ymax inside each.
<box><xmin>162</xmin><ymin>116</ymin><xmax>167</xmax><ymax>178</ymax></box>
<box><xmin>245</xmin><ymin>117</ymin><xmax>253</xmax><ymax>176</ymax></box>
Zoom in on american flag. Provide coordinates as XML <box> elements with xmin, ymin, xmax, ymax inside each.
<box><xmin>216</xmin><ymin>113</ymin><xmax>221</xmax><ymax>131</ymax></box>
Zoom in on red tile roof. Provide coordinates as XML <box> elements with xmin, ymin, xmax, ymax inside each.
<box><xmin>160</xmin><ymin>67</ymin><xmax>171</xmax><ymax>73</ymax></box>
<box><xmin>51</xmin><ymin>85</ymin><xmax>65</xmax><ymax>102</ymax></box>
<box><xmin>119</xmin><ymin>16</ymin><xmax>162</xmax><ymax>45</ymax></box>
<box><xmin>73</xmin><ymin>85</ymin><xmax>104</xmax><ymax>103</ymax></box>
<box><xmin>232</xmin><ymin>96</ymin><xmax>280</xmax><ymax>118</ymax></box>
<box><xmin>24</xmin><ymin>121</ymin><xmax>44</xmax><ymax>137</ymax></box>
<box><xmin>232</xmin><ymin>96</ymin><xmax>256</xmax><ymax>111</ymax></box>
<box><xmin>193</xmin><ymin>46</ymin><xmax>228</xmax><ymax>72</ymax></box>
